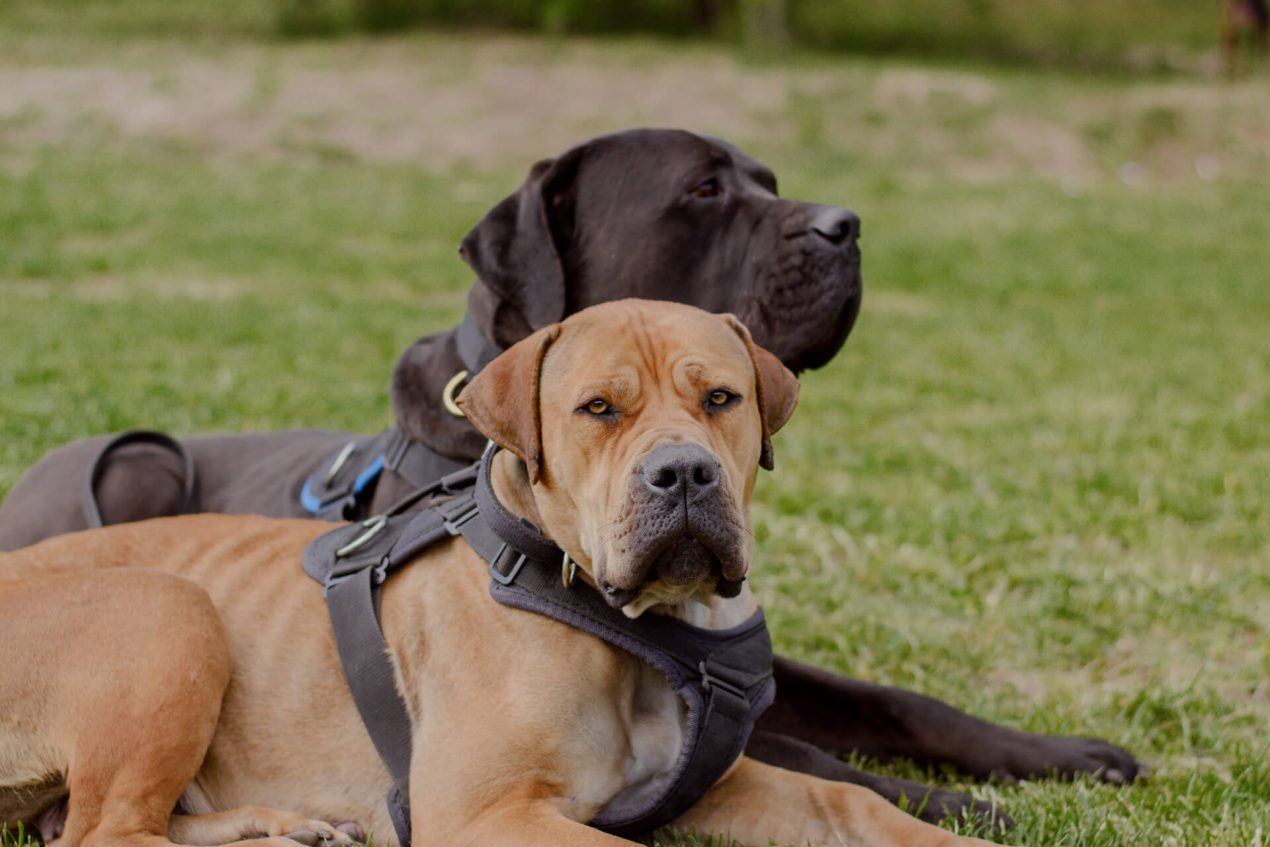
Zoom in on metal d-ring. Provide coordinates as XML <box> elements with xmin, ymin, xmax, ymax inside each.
<box><xmin>442</xmin><ymin>370</ymin><xmax>469</xmax><ymax>418</ymax></box>
<box><xmin>335</xmin><ymin>515</ymin><xmax>387</xmax><ymax>558</ymax></box>
<box><xmin>561</xmin><ymin>552</ymin><xmax>577</xmax><ymax>589</ymax></box>
<box><xmin>323</xmin><ymin>441</ymin><xmax>358</xmax><ymax>485</ymax></box>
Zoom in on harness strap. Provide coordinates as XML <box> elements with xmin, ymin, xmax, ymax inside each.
<box><xmin>82</xmin><ymin>430</ymin><xmax>199</xmax><ymax>529</ymax></box>
<box><xmin>326</xmin><ymin>564</ymin><xmax>415</xmax><ymax>790</ymax></box>
<box><xmin>310</xmin><ymin>465</ymin><xmax>479</xmax><ymax>846</ymax></box>
<box><xmin>381</xmin><ymin>428</ymin><xmax>469</xmax><ymax>491</ymax></box>
<box><xmin>301</xmin><ymin>431</ymin><xmax>469</xmax><ymax>522</ymax></box>
<box><xmin>455</xmin><ymin>311</ymin><xmax>505</xmax><ymax>375</ymax></box>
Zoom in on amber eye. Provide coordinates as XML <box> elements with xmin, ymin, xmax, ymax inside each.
<box><xmin>708</xmin><ymin>390</ymin><xmax>734</xmax><ymax>407</ymax></box>
<box><xmin>585</xmin><ymin>398</ymin><xmax>610</xmax><ymax>415</ymax></box>
<box><xmin>689</xmin><ymin>178</ymin><xmax>720</xmax><ymax>199</ymax></box>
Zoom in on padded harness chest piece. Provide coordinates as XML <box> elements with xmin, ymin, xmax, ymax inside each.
<box><xmin>302</xmin><ymin>445</ymin><xmax>775</xmax><ymax>845</ymax></box>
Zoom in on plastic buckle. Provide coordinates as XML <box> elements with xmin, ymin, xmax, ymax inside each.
<box><xmin>488</xmin><ymin>542</ymin><xmax>529</xmax><ymax>586</ymax></box>
<box><xmin>372</xmin><ymin>555</ymin><xmax>391</xmax><ymax>586</ymax></box>
<box><xmin>699</xmin><ymin>660</ymin><xmax>748</xmax><ymax>702</ymax></box>
<box><xmin>322</xmin><ymin>572</ymin><xmax>351</xmax><ymax>598</ymax></box>
<box><xmin>438</xmin><ymin>463</ymin><xmax>479</xmax><ymax>495</ymax></box>
<box><xmin>442</xmin><ymin>502</ymin><xmax>480</xmax><ymax>535</ymax></box>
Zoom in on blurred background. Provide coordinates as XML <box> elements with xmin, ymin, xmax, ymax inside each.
<box><xmin>1</xmin><ymin>2</ymin><xmax>1267</xmax><ymax>845</ymax></box>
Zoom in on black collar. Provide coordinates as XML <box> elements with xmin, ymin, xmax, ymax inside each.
<box><xmin>455</xmin><ymin>311</ymin><xmax>506</xmax><ymax>376</ymax></box>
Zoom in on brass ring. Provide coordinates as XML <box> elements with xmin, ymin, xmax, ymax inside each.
<box><xmin>442</xmin><ymin>370</ymin><xmax>469</xmax><ymax>418</ymax></box>
<box><xmin>561</xmin><ymin>553</ymin><xmax>577</xmax><ymax>589</ymax></box>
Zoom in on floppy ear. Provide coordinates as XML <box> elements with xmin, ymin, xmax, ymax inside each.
<box><xmin>455</xmin><ymin>324</ymin><xmax>562</xmax><ymax>484</ymax></box>
<box><xmin>458</xmin><ymin>147</ymin><xmax>585</xmax><ymax>332</ymax></box>
<box><xmin>723</xmin><ymin>315</ymin><xmax>800</xmax><ymax>471</ymax></box>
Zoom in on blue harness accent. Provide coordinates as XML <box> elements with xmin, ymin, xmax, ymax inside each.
<box><xmin>299</xmin><ymin>436</ymin><xmax>386</xmax><ymax>520</ymax></box>
<box><xmin>300</xmin><ymin>454</ymin><xmax>384</xmax><ymax>516</ymax></box>
<box><xmin>298</xmin><ymin>429</ymin><xmax>467</xmax><ymax>522</ymax></box>
<box><xmin>299</xmin><ymin>314</ymin><xmax>504</xmax><ymax>523</ymax></box>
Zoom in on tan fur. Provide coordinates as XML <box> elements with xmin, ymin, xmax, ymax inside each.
<box><xmin>0</xmin><ymin>300</ymin><xmax>998</xmax><ymax>847</ymax></box>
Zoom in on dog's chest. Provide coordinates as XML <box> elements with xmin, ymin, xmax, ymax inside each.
<box><xmin>604</xmin><ymin>662</ymin><xmax>687</xmax><ymax>815</ymax></box>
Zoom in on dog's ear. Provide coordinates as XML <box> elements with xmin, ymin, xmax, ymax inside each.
<box><xmin>456</xmin><ymin>324</ymin><xmax>562</xmax><ymax>484</ymax></box>
<box><xmin>459</xmin><ymin>148</ymin><xmax>585</xmax><ymax>333</ymax></box>
<box><xmin>723</xmin><ymin>315</ymin><xmax>800</xmax><ymax>471</ymax></box>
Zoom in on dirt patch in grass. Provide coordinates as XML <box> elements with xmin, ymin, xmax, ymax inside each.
<box><xmin>0</xmin><ymin>40</ymin><xmax>785</xmax><ymax>169</ymax></box>
<box><xmin>2</xmin><ymin>36</ymin><xmax>1267</xmax><ymax>185</ymax></box>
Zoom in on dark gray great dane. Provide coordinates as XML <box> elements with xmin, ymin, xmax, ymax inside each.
<box><xmin>0</xmin><ymin>128</ymin><xmax>1143</xmax><ymax>827</ymax></box>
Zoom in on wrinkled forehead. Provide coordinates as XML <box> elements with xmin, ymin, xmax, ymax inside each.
<box><xmin>543</xmin><ymin>305</ymin><xmax>755</xmax><ymax>400</ymax></box>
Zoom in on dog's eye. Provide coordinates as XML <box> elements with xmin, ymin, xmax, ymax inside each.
<box><xmin>706</xmin><ymin>389</ymin><xmax>736</xmax><ymax>408</ymax></box>
<box><xmin>583</xmin><ymin>398</ymin><xmax>611</xmax><ymax>416</ymax></box>
<box><xmin>689</xmin><ymin>178</ymin><xmax>720</xmax><ymax>200</ymax></box>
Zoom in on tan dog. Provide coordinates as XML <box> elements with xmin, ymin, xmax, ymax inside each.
<box><xmin>0</xmin><ymin>300</ymin><xmax>999</xmax><ymax>847</ymax></box>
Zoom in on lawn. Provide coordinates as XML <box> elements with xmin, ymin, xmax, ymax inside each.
<box><xmin>1</xmin><ymin>4</ymin><xmax>1267</xmax><ymax>847</ymax></box>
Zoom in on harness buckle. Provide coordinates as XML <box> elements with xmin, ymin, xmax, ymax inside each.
<box><xmin>441</xmin><ymin>502</ymin><xmax>480</xmax><ymax>535</ymax></box>
<box><xmin>698</xmin><ymin>660</ymin><xmax>749</xmax><ymax>702</ymax></box>
<box><xmin>322</xmin><ymin>572</ymin><xmax>351</xmax><ymax>597</ymax></box>
<box><xmin>489</xmin><ymin>543</ymin><xmax>529</xmax><ymax>586</ymax></box>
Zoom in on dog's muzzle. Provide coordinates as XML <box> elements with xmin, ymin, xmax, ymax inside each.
<box><xmin>601</xmin><ymin>443</ymin><xmax>747</xmax><ymax>609</ymax></box>
<box><xmin>744</xmin><ymin>202</ymin><xmax>863</xmax><ymax>374</ymax></box>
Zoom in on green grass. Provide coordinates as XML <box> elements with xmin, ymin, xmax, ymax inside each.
<box><xmin>1</xmin><ymin>6</ymin><xmax>1268</xmax><ymax>847</ymax></box>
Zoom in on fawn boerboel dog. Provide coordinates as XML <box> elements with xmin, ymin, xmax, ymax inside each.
<box><xmin>0</xmin><ymin>301</ymin><xmax>1001</xmax><ymax>847</ymax></box>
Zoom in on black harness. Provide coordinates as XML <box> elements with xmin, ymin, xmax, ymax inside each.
<box><xmin>301</xmin><ymin>445</ymin><xmax>775</xmax><ymax>844</ymax></box>
<box><xmin>297</xmin><ymin>313</ymin><xmax>507</xmax><ymax>522</ymax></box>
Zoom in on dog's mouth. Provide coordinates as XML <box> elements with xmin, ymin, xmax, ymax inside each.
<box><xmin>600</xmin><ymin>454</ymin><xmax>750</xmax><ymax>617</ymax></box>
<box><xmin>601</xmin><ymin>532</ymin><xmax>746</xmax><ymax>616</ymax></box>
<box><xmin>745</xmin><ymin>242</ymin><xmax>862</xmax><ymax>375</ymax></box>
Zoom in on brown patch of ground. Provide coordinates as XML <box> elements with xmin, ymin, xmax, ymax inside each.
<box><xmin>1</xmin><ymin>35</ymin><xmax>1267</xmax><ymax>185</ymax></box>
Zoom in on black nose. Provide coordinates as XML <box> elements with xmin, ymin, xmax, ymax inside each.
<box><xmin>810</xmin><ymin>206</ymin><xmax>861</xmax><ymax>247</ymax></box>
<box><xmin>640</xmin><ymin>444</ymin><xmax>719</xmax><ymax>499</ymax></box>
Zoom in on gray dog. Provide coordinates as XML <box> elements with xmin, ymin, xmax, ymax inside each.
<box><xmin>0</xmin><ymin>129</ymin><xmax>1143</xmax><ymax>826</ymax></box>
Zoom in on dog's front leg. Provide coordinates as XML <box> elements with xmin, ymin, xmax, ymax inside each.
<box><xmin>672</xmin><ymin>756</ymin><xmax>1001</xmax><ymax>847</ymax></box>
<box><xmin>407</xmin><ymin>730</ymin><xmax>637</xmax><ymax>847</ymax></box>
<box><xmin>761</xmin><ymin>656</ymin><xmax>1144</xmax><ymax>784</ymax></box>
<box><xmin>417</xmin><ymin>798</ymin><xmax>636</xmax><ymax>847</ymax></box>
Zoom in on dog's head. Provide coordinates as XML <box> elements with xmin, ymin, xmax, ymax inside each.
<box><xmin>459</xmin><ymin>128</ymin><xmax>862</xmax><ymax>375</ymax></box>
<box><xmin>457</xmin><ymin>299</ymin><xmax>798</xmax><ymax>618</ymax></box>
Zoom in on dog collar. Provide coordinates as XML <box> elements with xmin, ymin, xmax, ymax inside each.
<box><xmin>302</xmin><ymin>445</ymin><xmax>775</xmax><ymax>843</ymax></box>
<box><xmin>455</xmin><ymin>311</ymin><xmax>505</xmax><ymax>376</ymax></box>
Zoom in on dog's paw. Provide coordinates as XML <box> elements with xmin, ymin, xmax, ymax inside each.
<box><xmin>913</xmin><ymin>787</ymin><xmax>1014</xmax><ymax>831</ymax></box>
<box><xmin>993</xmin><ymin>734</ymin><xmax>1149</xmax><ymax>785</ymax></box>
<box><xmin>245</xmin><ymin>808</ymin><xmax>364</xmax><ymax>845</ymax></box>
<box><xmin>282</xmin><ymin>826</ymin><xmax>360</xmax><ymax>846</ymax></box>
